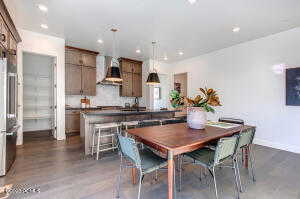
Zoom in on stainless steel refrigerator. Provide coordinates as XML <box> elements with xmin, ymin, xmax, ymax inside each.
<box><xmin>0</xmin><ymin>48</ymin><xmax>19</xmax><ymax>176</ymax></box>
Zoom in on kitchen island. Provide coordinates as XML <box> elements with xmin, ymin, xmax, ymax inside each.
<box><xmin>80</xmin><ymin>109</ymin><xmax>179</xmax><ymax>155</ymax></box>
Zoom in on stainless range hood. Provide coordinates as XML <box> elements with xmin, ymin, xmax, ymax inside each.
<box><xmin>97</xmin><ymin>56</ymin><xmax>122</xmax><ymax>86</ymax></box>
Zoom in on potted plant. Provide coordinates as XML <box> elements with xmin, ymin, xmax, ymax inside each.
<box><xmin>170</xmin><ymin>88</ymin><xmax>221</xmax><ymax>129</ymax></box>
<box><xmin>185</xmin><ymin>88</ymin><xmax>221</xmax><ymax>129</ymax></box>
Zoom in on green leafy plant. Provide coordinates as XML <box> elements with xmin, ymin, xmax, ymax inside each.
<box><xmin>170</xmin><ymin>90</ymin><xmax>185</xmax><ymax>108</ymax></box>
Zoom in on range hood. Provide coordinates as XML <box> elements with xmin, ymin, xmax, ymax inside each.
<box><xmin>97</xmin><ymin>56</ymin><xmax>122</xmax><ymax>86</ymax></box>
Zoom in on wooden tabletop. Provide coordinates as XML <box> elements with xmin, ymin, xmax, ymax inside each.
<box><xmin>127</xmin><ymin>123</ymin><xmax>255</xmax><ymax>155</ymax></box>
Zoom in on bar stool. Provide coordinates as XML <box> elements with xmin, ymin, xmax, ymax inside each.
<box><xmin>91</xmin><ymin>122</ymin><xmax>121</xmax><ymax>160</ymax></box>
<box><xmin>121</xmin><ymin>121</ymin><xmax>139</xmax><ymax>137</ymax></box>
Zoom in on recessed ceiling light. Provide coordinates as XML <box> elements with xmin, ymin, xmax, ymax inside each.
<box><xmin>41</xmin><ymin>24</ymin><xmax>48</xmax><ymax>29</ymax></box>
<box><xmin>187</xmin><ymin>0</ymin><xmax>197</xmax><ymax>4</ymax></box>
<box><xmin>164</xmin><ymin>56</ymin><xmax>168</xmax><ymax>60</ymax></box>
<box><xmin>179</xmin><ymin>51</ymin><xmax>184</xmax><ymax>56</ymax></box>
<box><xmin>38</xmin><ymin>4</ymin><xmax>48</xmax><ymax>12</ymax></box>
<box><xmin>97</xmin><ymin>39</ymin><xmax>103</xmax><ymax>44</ymax></box>
<box><xmin>232</xmin><ymin>27</ymin><xmax>240</xmax><ymax>33</ymax></box>
<box><xmin>136</xmin><ymin>49</ymin><xmax>141</xmax><ymax>53</ymax></box>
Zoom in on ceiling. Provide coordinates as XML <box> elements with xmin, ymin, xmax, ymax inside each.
<box><xmin>10</xmin><ymin>0</ymin><xmax>300</xmax><ymax>63</ymax></box>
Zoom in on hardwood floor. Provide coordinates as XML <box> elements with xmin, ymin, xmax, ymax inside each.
<box><xmin>1</xmin><ymin>133</ymin><xmax>300</xmax><ymax>199</ymax></box>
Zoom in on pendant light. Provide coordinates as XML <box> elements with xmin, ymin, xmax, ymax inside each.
<box><xmin>146</xmin><ymin>42</ymin><xmax>160</xmax><ymax>85</ymax></box>
<box><xmin>105</xmin><ymin>28</ymin><xmax>122</xmax><ymax>82</ymax></box>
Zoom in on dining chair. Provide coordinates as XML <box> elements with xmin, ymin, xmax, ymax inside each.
<box><xmin>234</xmin><ymin>128</ymin><xmax>256</xmax><ymax>192</ymax></box>
<box><xmin>179</xmin><ymin>136</ymin><xmax>240</xmax><ymax>199</ymax></box>
<box><xmin>116</xmin><ymin>134</ymin><xmax>168</xmax><ymax>199</ymax></box>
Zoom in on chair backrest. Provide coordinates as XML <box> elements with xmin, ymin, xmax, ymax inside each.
<box><xmin>214</xmin><ymin>136</ymin><xmax>238</xmax><ymax>165</ymax></box>
<box><xmin>219</xmin><ymin>117</ymin><xmax>244</xmax><ymax>125</ymax></box>
<box><xmin>237</xmin><ymin>128</ymin><xmax>255</xmax><ymax>149</ymax></box>
<box><xmin>117</xmin><ymin>134</ymin><xmax>141</xmax><ymax>167</ymax></box>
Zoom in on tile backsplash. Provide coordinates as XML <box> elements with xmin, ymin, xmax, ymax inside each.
<box><xmin>65</xmin><ymin>55</ymin><xmax>140</xmax><ymax>108</ymax></box>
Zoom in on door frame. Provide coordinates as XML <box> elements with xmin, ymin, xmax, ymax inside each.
<box><xmin>18</xmin><ymin>50</ymin><xmax>59</xmax><ymax>144</ymax></box>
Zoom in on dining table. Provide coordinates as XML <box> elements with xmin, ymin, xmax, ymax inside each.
<box><xmin>127</xmin><ymin>122</ymin><xmax>255</xmax><ymax>199</ymax></box>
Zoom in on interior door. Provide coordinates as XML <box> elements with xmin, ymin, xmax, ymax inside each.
<box><xmin>65</xmin><ymin>64</ymin><xmax>82</xmax><ymax>95</ymax></box>
<box><xmin>81</xmin><ymin>66</ymin><xmax>96</xmax><ymax>96</ymax></box>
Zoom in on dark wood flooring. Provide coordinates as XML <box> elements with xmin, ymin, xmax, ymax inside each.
<box><xmin>1</xmin><ymin>132</ymin><xmax>300</xmax><ymax>199</ymax></box>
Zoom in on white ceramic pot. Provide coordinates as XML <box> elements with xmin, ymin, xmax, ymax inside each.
<box><xmin>187</xmin><ymin>107</ymin><xmax>207</xmax><ymax>129</ymax></box>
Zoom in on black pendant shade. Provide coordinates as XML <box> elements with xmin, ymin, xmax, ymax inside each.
<box><xmin>105</xmin><ymin>66</ymin><xmax>122</xmax><ymax>82</ymax></box>
<box><xmin>146</xmin><ymin>72</ymin><xmax>160</xmax><ymax>85</ymax></box>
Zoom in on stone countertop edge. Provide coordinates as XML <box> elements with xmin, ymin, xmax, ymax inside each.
<box><xmin>82</xmin><ymin>109</ymin><xmax>180</xmax><ymax>116</ymax></box>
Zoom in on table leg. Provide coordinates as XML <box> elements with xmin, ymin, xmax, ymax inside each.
<box><xmin>168</xmin><ymin>151</ymin><xmax>174</xmax><ymax>199</ymax></box>
<box><xmin>131</xmin><ymin>167</ymin><xmax>137</xmax><ymax>185</ymax></box>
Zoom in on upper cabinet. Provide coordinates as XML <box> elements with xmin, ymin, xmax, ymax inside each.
<box><xmin>0</xmin><ymin>0</ymin><xmax>21</xmax><ymax>50</ymax></box>
<box><xmin>65</xmin><ymin>46</ymin><xmax>98</xmax><ymax>96</ymax></box>
<box><xmin>119</xmin><ymin>58</ymin><xmax>143</xmax><ymax>97</ymax></box>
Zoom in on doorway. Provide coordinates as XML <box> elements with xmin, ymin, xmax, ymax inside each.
<box><xmin>173</xmin><ymin>72</ymin><xmax>187</xmax><ymax>116</ymax></box>
<box><xmin>22</xmin><ymin>52</ymin><xmax>57</xmax><ymax>142</ymax></box>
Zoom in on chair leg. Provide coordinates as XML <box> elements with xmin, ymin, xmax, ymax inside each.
<box><xmin>233</xmin><ymin>160</ymin><xmax>240</xmax><ymax>199</ymax></box>
<box><xmin>96</xmin><ymin>129</ymin><xmax>101</xmax><ymax>160</ymax></box>
<box><xmin>235</xmin><ymin>156</ymin><xmax>243</xmax><ymax>193</ymax></box>
<box><xmin>155</xmin><ymin>170</ymin><xmax>158</xmax><ymax>181</ymax></box>
<box><xmin>212</xmin><ymin>167</ymin><xmax>219</xmax><ymax>199</ymax></box>
<box><xmin>137</xmin><ymin>172</ymin><xmax>143</xmax><ymax>199</ymax></box>
<box><xmin>249</xmin><ymin>145</ymin><xmax>256</xmax><ymax>182</ymax></box>
<box><xmin>91</xmin><ymin>128</ymin><xmax>95</xmax><ymax>155</ymax></box>
<box><xmin>116</xmin><ymin>156</ymin><xmax>123</xmax><ymax>199</ymax></box>
<box><xmin>179</xmin><ymin>155</ymin><xmax>182</xmax><ymax>192</ymax></box>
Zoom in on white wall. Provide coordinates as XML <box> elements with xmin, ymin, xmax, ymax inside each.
<box><xmin>170</xmin><ymin>27</ymin><xmax>300</xmax><ymax>154</ymax></box>
<box><xmin>66</xmin><ymin>55</ymin><xmax>136</xmax><ymax>107</ymax></box>
<box><xmin>17</xmin><ymin>29</ymin><xmax>66</xmax><ymax>144</ymax></box>
<box><xmin>142</xmin><ymin>59</ymin><xmax>172</xmax><ymax>109</ymax></box>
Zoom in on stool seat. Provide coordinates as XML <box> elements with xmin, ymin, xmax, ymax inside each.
<box><xmin>94</xmin><ymin>122</ymin><xmax>121</xmax><ymax>129</ymax></box>
<box><xmin>122</xmin><ymin>121</ymin><xmax>139</xmax><ymax>126</ymax></box>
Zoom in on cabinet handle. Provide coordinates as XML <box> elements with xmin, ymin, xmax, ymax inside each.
<box><xmin>1</xmin><ymin>34</ymin><xmax>6</xmax><ymax>42</ymax></box>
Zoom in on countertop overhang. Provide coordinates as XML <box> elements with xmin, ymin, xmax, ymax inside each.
<box><xmin>82</xmin><ymin>109</ymin><xmax>180</xmax><ymax>116</ymax></box>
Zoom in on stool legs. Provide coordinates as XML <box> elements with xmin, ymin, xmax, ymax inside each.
<box><xmin>91</xmin><ymin>127</ymin><xmax>96</xmax><ymax>155</ymax></box>
<box><xmin>96</xmin><ymin>128</ymin><xmax>101</xmax><ymax>160</ymax></box>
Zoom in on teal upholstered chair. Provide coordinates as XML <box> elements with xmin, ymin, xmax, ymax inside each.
<box><xmin>234</xmin><ymin>128</ymin><xmax>256</xmax><ymax>192</ymax></box>
<box><xmin>116</xmin><ymin>134</ymin><xmax>168</xmax><ymax>199</ymax></box>
<box><xmin>179</xmin><ymin>136</ymin><xmax>240</xmax><ymax>199</ymax></box>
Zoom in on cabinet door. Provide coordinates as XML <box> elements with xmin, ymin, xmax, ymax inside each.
<box><xmin>0</xmin><ymin>18</ymin><xmax>9</xmax><ymax>49</ymax></box>
<box><xmin>132</xmin><ymin>62</ymin><xmax>142</xmax><ymax>74</ymax></box>
<box><xmin>65</xmin><ymin>113</ymin><xmax>80</xmax><ymax>133</ymax></box>
<box><xmin>65</xmin><ymin>64</ymin><xmax>82</xmax><ymax>95</ymax></box>
<box><xmin>66</xmin><ymin>50</ymin><xmax>83</xmax><ymax>65</ymax></box>
<box><xmin>120</xmin><ymin>72</ymin><xmax>133</xmax><ymax>97</ymax></box>
<box><xmin>132</xmin><ymin>73</ymin><xmax>142</xmax><ymax>97</ymax></box>
<box><xmin>121</xmin><ymin>60</ymin><xmax>133</xmax><ymax>73</ymax></box>
<box><xmin>82</xmin><ymin>53</ymin><xmax>96</xmax><ymax>68</ymax></box>
<box><xmin>82</xmin><ymin>66</ymin><xmax>96</xmax><ymax>96</ymax></box>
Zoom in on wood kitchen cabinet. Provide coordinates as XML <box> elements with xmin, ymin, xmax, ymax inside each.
<box><xmin>65</xmin><ymin>110</ymin><xmax>80</xmax><ymax>134</ymax></box>
<box><xmin>119</xmin><ymin>58</ymin><xmax>143</xmax><ymax>97</ymax></box>
<box><xmin>65</xmin><ymin>64</ymin><xmax>82</xmax><ymax>95</ymax></box>
<box><xmin>82</xmin><ymin>66</ymin><xmax>96</xmax><ymax>96</ymax></box>
<box><xmin>65</xmin><ymin>46</ymin><xmax>98</xmax><ymax>96</ymax></box>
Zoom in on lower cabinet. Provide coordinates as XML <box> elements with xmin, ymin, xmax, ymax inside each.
<box><xmin>65</xmin><ymin>110</ymin><xmax>80</xmax><ymax>134</ymax></box>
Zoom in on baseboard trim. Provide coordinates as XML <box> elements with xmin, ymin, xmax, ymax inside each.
<box><xmin>254</xmin><ymin>138</ymin><xmax>300</xmax><ymax>154</ymax></box>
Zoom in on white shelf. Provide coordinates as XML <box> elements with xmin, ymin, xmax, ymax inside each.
<box><xmin>24</xmin><ymin>114</ymin><xmax>53</xmax><ymax>120</ymax></box>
